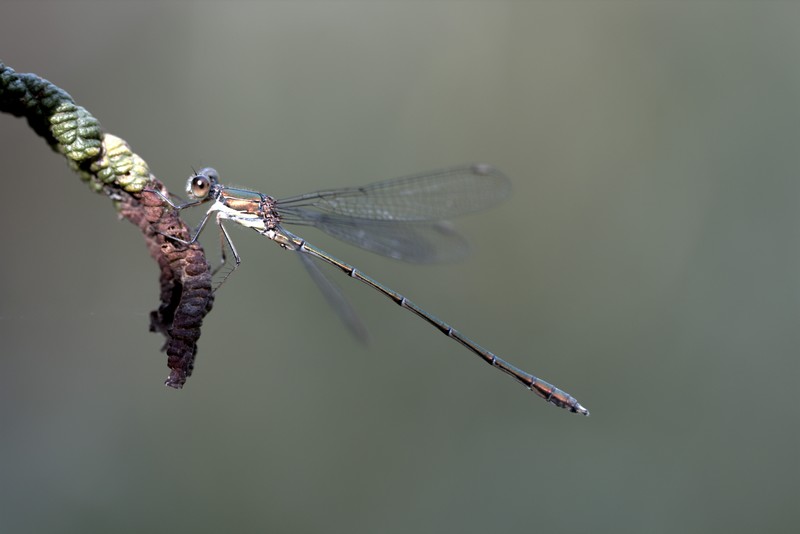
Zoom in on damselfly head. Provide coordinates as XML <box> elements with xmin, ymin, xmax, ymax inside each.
<box><xmin>186</xmin><ymin>167</ymin><xmax>220</xmax><ymax>200</ymax></box>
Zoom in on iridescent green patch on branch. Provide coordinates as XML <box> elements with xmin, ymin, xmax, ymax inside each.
<box><xmin>49</xmin><ymin>101</ymin><xmax>102</xmax><ymax>162</ymax></box>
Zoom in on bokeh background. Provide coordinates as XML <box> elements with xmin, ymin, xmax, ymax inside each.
<box><xmin>1</xmin><ymin>2</ymin><xmax>799</xmax><ymax>533</ymax></box>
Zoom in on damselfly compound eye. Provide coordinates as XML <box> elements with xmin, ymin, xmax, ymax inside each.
<box><xmin>188</xmin><ymin>175</ymin><xmax>211</xmax><ymax>198</ymax></box>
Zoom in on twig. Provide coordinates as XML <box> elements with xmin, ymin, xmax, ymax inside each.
<box><xmin>0</xmin><ymin>61</ymin><xmax>214</xmax><ymax>388</ymax></box>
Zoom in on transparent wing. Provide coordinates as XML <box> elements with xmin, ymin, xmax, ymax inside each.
<box><xmin>281</xmin><ymin>209</ymin><xmax>470</xmax><ymax>263</ymax></box>
<box><xmin>276</xmin><ymin>163</ymin><xmax>510</xmax><ymax>222</ymax></box>
<box><xmin>276</xmin><ymin>164</ymin><xmax>507</xmax><ymax>263</ymax></box>
<box><xmin>296</xmin><ymin>250</ymin><xmax>369</xmax><ymax>343</ymax></box>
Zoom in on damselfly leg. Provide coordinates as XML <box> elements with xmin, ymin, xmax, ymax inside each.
<box><xmin>145</xmin><ymin>187</ymin><xmax>242</xmax><ymax>285</ymax></box>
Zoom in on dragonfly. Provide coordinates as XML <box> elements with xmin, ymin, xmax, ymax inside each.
<box><xmin>146</xmin><ymin>164</ymin><xmax>589</xmax><ymax>415</ymax></box>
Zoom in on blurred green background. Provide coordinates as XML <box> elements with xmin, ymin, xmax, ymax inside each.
<box><xmin>1</xmin><ymin>1</ymin><xmax>799</xmax><ymax>533</ymax></box>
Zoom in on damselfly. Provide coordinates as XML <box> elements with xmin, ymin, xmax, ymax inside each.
<box><xmin>146</xmin><ymin>164</ymin><xmax>589</xmax><ymax>415</ymax></box>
